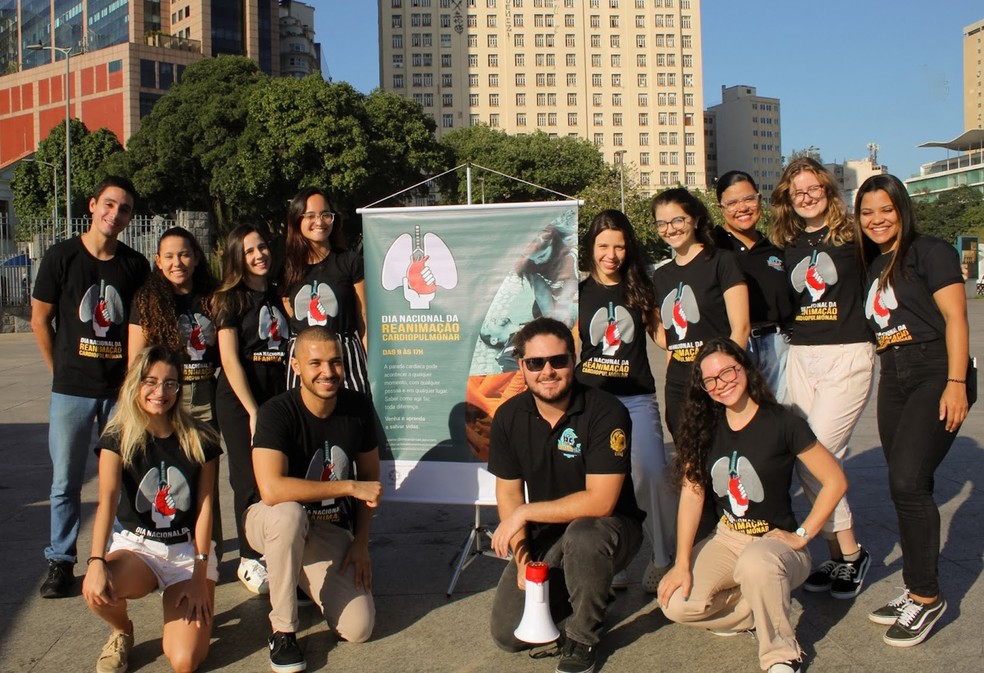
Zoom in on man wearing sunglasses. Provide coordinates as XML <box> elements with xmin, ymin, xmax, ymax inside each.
<box><xmin>488</xmin><ymin>317</ymin><xmax>645</xmax><ymax>673</ymax></box>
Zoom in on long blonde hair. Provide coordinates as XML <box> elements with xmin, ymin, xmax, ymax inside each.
<box><xmin>770</xmin><ymin>157</ymin><xmax>853</xmax><ymax>248</ymax></box>
<box><xmin>103</xmin><ymin>346</ymin><xmax>220</xmax><ymax>467</ymax></box>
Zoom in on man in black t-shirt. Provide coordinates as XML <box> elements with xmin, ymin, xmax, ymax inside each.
<box><xmin>488</xmin><ymin>318</ymin><xmax>643</xmax><ymax>673</ymax></box>
<box><xmin>245</xmin><ymin>327</ymin><xmax>381</xmax><ymax>673</ymax></box>
<box><xmin>31</xmin><ymin>176</ymin><xmax>150</xmax><ymax>599</ymax></box>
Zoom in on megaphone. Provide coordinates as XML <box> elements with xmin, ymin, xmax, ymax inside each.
<box><xmin>514</xmin><ymin>561</ymin><xmax>561</xmax><ymax>644</ymax></box>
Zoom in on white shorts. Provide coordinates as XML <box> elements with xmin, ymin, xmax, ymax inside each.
<box><xmin>109</xmin><ymin>530</ymin><xmax>219</xmax><ymax>590</ymax></box>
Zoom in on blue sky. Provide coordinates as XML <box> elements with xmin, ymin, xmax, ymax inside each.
<box><xmin>316</xmin><ymin>1</ymin><xmax>983</xmax><ymax>180</ymax></box>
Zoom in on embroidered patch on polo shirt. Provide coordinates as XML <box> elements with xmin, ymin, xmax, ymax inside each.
<box><xmin>557</xmin><ymin>428</ymin><xmax>581</xmax><ymax>458</ymax></box>
<box><xmin>610</xmin><ymin>428</ymin><xmax>627</xmax><ymax>457</ymax></box>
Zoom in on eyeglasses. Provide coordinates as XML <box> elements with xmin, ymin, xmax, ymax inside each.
<box><xmin>790</xmin><ymin>185</ymin><xmax>825</xmax><ymax>202</ymax></box>
<box><xmin>720</xmin><ymin>194</ymin><xmax>761</xmax><ymax>213</ymax></box>
<box><xmin>655</xmin><ymin>216</ymin><xmax>692</xmax><ymax>232</ymax></box>
<box><xmin>141</xmin><ymin>377</ymin><xmax>180</xmax><ymax>394</ymax></box>
<box><xmin>522</xmin><ymin>354</ymin><xmax>572</xmax><ymax>372</ymax></box>
<box><xmin>302</xmin><ymin>211</ymin><xmax>335</xmax><ymax>224</ymax></box>
<box><xmin>700</xmin><ymin>365</ymin><xmax>741</xmax><ymax>392</ymax></box>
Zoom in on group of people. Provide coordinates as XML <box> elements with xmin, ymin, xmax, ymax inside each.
<box><xmin>487</xmin><ymin>159</ymin><xmax>970</xmax><ymax>673</ymax></box>
<box><xmin>26</xmin><ymin>160</ymin><xmax>969</xmax><ymax>673</ymax></box>
<box><xmin>31</xmin><ymin>177</ymin><xmax>376</xmax><ymax>673</ymax></box>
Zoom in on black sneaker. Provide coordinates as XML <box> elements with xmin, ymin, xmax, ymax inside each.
<box><xmin>556</xmin><ymin>638</ymin><xmax>595</xmax><ymax>673</ymax></box>
<box><xmin>883</xmin><ymin>595</ymin><xmax>947</xmax><ymax>647</ymax></box>
<box><xmin>802</xmin><ymin>559</ymin><xmax>840</xmax><ymax>593</ymax></box>
<box><xmin>268</xmin><ymin>632</ymin><xmax>306</xmax><ymax>673</ymax></box>
<box><xmin>830</xmin><ymin>546</ymin><xmax>871</xmax><ymax>599</ymax></box>
<box><xmin>40</xmin><ymin>560</ymin><xmax>74</xmax><ymax>598</ymax></box>
<box><xmin>869</xmin><ymin>589</ymin><xmax>911</xmax><ymax>625</ymax></box>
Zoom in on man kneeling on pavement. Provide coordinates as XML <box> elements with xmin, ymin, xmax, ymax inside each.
<box><xmin>489</xmin><ymin>317</ymin><xmax>645</xmax><ymax>673</ymax></box>
<box><xmin>246</xmin><ymin>326</ymin><xmax>381</xmax><ymax>673</ymax></box>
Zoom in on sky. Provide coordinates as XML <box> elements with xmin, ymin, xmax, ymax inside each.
<box><xmin>315</xmin><ymin>0</ymin><xmax>984</xmax><ymax>180</ymax></box>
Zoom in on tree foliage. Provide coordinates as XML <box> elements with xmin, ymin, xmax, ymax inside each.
<box><xmin>577</xmin><ymin>164</ymin><xmax>668</xmax><ymax>262</ymax></box>
<box><xmin>912</xmin><ymin>186</ymin><xmax>984</xmax><ymax>244</ymax></box>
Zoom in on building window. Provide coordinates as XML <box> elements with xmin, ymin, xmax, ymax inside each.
<box><xmin>684</xmin><ymin>93</ymin><xmax>694</xmax><ymax>107</ymax></box>
<box><xmin>489</xmin><ymin>54</ymin><xmax>499</xmax><ymax>66</ymax></box>
<box><xmin>516</xmin><ymin>54</ymin><xmax>525</xmax><ymax>66</ymax></box>
<box><xmin>515</xmin><ymin>33</ymin><xmax>525</xmax><ymax>46</ymax></box>
<box><xmin>610</xmin><ymin>15</ymin><xmax>619</xmax><ymax>27</ymax></box>
<box><xmin>487</xmin><ymin>14</ymin><xmax>496</xmax><ymax>26</ymax></box>
<box><xmin>489</xmin><ymin>93</ymin><xmax>499</xmax><ymax>106</ymax></box>
<box><xmin>468</xmin><ymin>14</ymin><xmax>477</xmax><ymax>26</ymax></box>
<box><xmin>469</xmin><ymin>93</ymin><xmax>479</xmax><ymax>106</ymax></box>
<box><xmin>593</xmin><ymin>113</ymin><xmax>604</xmax><ymax>126</ymax></box>
<box><xmin>683</xmin><ymin>54</ymin><xmax>693</xmax><ymax>68</ymax></box>
<box><xmin>548</xmin><ymin>112</ymin><xmax>557</xmax><ymax>126</ymax></box>
<box><xmin>517</xmin><ymin>113</ymin><xmax>527</xmax><ymax>126</ymax></box>
<box><xmin>393</xmin><ymin>74</ymin><xmax>404</xmax><ymax>87</ymax></box>
<box><xmin>613</xmin><ymin>112</ymin><xmax>622</xmax><ymax>126</ymax></box>
<box><xmin>612</xmin><ymin>93</ymin><xmax>622</xmax><ymax>106</ymax></box>
<box><xmin>568</xmin><ymin>112</ymin><xmax>577</xmax><ymax>125</ymax></box>
<box><xmin>488</xmin><ymin>34</ymin><xmax>497</xmax><ymax>47</ymax></box>
<box><xmin>640</xmin><ymin>152</ymin><xmax>650</xmax><ymax>165</ymax></box>
<box><xmin>538</xmin><ymin>112</ymin><xmax>547</xmax><ymax>126</ymax></box>
<box><xmin>637</xmin><ymin>53</ymin><xmax>647</xmax><ymax>67</ymax></box>
<box><xmin>393</xmin><ymin>54</ymin><xmax>404</xmax><ymax>68</ymax></box>
<box><xmin>610</xmin><ymin>34</ymin><xmax>620</xmax><ymax>47</ymax></box>
<box><xmin>567</xmin><ymin>93</ymin><xmax>577</xmax><ymax>105</ymax></box>
<box><xmin>443</xmin><ymin>93</ymin><xmax>453</xmax><ymax>106</ymax></box>
<box><xmin>593</xmin><ymin>133</ymin><xmax>604</xmax><ymax>146</ymax></box>
<box><xmin>611</xmin><ymin>73</ymin><xmax>621</xmax><ymax>86</ymax></box>
<box><xmin>393</xmin><ymin>35</ymin><xmax>403</xmax><ymax>48</ymax></box>
<box><xmin>516</xmin><ymin>93</ymin><xmax>526</xmax><ymax>105</ymax></box>
<box><xmin>639</xmin><ymin>132</ymin><xmax>649</xmax><ymax>145</ymax></box>
<box><xmin>613</xmin><ymin>132</ymin><xmax>623</xmax><ymax>146</ymax></box>
<box><xmin>565</xmin><ymin>14</ymin><xmax>575</xmax><ymax>27</ymax></box>
<box><xmin>489</xmin><ymin>73</ymin><xmax>499</xmax><ymax>86</ymax></box>
<box><xmin>470</xmin><ymin>114</ymin><xmax>480</xmax><ymax>126</ymax></box>
<box><xmin>443</xmin><ymin>113</ymin><xmax>454</xmax><ymax>127</ymax></box>
<box><xmin>566</xmin><ymin>53</ymin><xmax>576</xmax><ymax>66</ymax></box>
<box><xmin>640</xmin><ymin>113</ymin><xmax>649</xmax><ymax>126</ymax></box>
<box><xmin>468</xmin><ymin>54</ymin><xmax>478</xmax><ymax>67</ymax></box>
<box><xmin>516</xmin><ymin>73</ymin><xmax>526</xmax><ymax>85</ymax></box>
<box><xmin>636</xmin><ymin>35</ymin><xmax>646</xmax><ymax>48</ymax></box>
<box><xmin>593</xmin><ymin>93</ymin><xmax>603</xmax><ymax>106</ymax></box>
<box><xmin>489</xmin><ymin>113</ymin><xmax>499</xmax><ymax>127</ymax></box>
<box><xmin>566</xmin><ymin>73</ymin><xmax>577</xmax><ymax>85</ymax></box>
<box><xmin>469</xmin><ymin>73</ymin><xmax>479</xmax><ymax>86</ymax></box>
<box><xmin>638</xmin><ymin>74</ymin><xmax>647</xmax><ymax>87</ymax></box>
<box><xmin>611</xmin><ymin>54</ymin><xmax>620</xmax><ymax>67</ymax></box>
<box><xmin>592</xmin><ymin>74</ymin><xmax>602</xmax><ymax>87</ymax></box>
<box><xmin>591</xmin><ymin>53</ymin><xmax>602</xmax><ymax>67</ymax></box>
<box><xmin>393</xmin><ymin>15</ymin><xmax>403</xmax><ymax>27</ymax></box>
<box><xmin>547</xmin><ymin>73</ymin><xmax>556</xmax><ymax>85</ymax></box>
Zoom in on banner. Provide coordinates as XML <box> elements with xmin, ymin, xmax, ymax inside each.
<box><xmin>362</xmin><ymin>202</ymin><xmax>579</xmax><ymax>504</ymax></box>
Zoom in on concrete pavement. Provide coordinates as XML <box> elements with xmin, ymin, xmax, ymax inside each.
<box><xmin>2</xmin><ymin>299</ymin><xmax>984</xmax><ymax>673</ymax></box>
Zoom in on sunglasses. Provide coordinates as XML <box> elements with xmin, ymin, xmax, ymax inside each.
<box><xmin>522</xmin><ymin>354</ymin><xmax>572</xmax><ymax>372</ymax></box>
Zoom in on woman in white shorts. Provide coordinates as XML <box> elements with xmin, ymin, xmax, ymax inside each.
<box><xmin>82</xmin><ymin>345</ymin><xmax>222</xmax><ymax>673</ymax></box>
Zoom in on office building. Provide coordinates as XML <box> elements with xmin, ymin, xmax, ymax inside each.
<box><xmin>825</xmin><ymin>145</ymin><xmax>887</xmax><ymax>208</ymax></box>
<box><xmin>965</xmin><ymin>18</ymin><xmax>984</xmax><ymax>132</ymax></box>
<box><xmin>280</xmin><ymin>0</ymin><xmax>321</xmax><ymax>79</ymax></box>
<box><xmin>379</xmin><ymin>0</ymin><xmax>707</xmax><ymax>192</ymax></box>
<box><xmin>704</xmin><ymin>84</ymin><xmax>781</xmax><ymax>201</ymax></box>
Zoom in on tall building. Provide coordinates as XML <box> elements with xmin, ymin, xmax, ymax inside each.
<box><xmin>704</xmin><ymin>84</ymin><xmax>781</xmax><ymax>201</ymax></box>
<box><xmin>378</xmin><ymin>0</ymin><xmax>707</xmax><ymax>192</ymax></box>
<box><xmin>280</xmin><ymin>0</ymin><xmax>321</xmax><ymax>79</ymax></box>
<box><xmin>825</xmin><ymin>145</ymin><xmax>887</xmax><ymax>208</ymax></box>
<box><xmin>965</xmin><ymin>18</ymin><xmax>984</xmax><ymax>132</ymax></box>
<box><xmin>0</xmin><ymin>1</ymin><xmax>288</xmax><ymax>169</ymax></box>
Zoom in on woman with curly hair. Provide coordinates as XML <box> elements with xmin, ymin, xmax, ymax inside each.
<box><xmin>657</xmin><ymin>337</ymin><xmax>846</xmax><ymax>673</ymax></box>
<box><xmin>281</xmin><ymin>187</ymin><xmax>369</xmax><ymax>394</ymax></box>
<box><xmin>651</xmin><ymin>187</ymin><xmax>749</xmax><ymax>438</ymax></box>
<box><xmin>576</xmin><ymin>209</ymin><xmax>677</xmax><ymax>592</ymax></box>
<box><xmin>770</xmin><ymin>158</ymin><xmax>875</xmax><ymax>600</ymax></box>
<box><xmin>211</xmin><ymin>225</ymin><xmax>289</xmax><ymax>595</ymax></box>
<box><xmin>83</xmin><ymin>345</ymin><xmax>222</xmax><ymax>673</ymax></box>
<box><xmin>129</xmin><ymin>227</ymin><xmax>218</xmax><ymax>423</ymax></box>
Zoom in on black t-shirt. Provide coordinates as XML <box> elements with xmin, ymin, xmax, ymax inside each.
<box><xmin>285</xmin><ymin>249</ymin><xmax>364</xmax><ymax>336</ymax></box>
<box><xmin>32</xmin><ymin>237</ymin><xmax>150</xmax><ymax>397</ymax></box>
<box><xmin>652</xmin><ymin>249</ymin><xmax>746</xmax><ymax>364</ymax></box>
<box><xmin>487</xmin><ymin>383</ymin><xmax>644</xmax><ymax>549</ymax></box>
<box><xmin>576</xmin><ymin>277</ymin><xmax>656</xmax><ymax>396</ymax></box>
<box><xmin>707</xmin><ymin>404</ymin><xmax>816</xmax><ymax>535</ymax></box>
<box><xmin>864</xmin><ymin>236</ymin><xmax>963</xmax><ymax>352</ymax></box>
<box><xmin>251</xmin><ymin>387</ymin><xmax>377</xmax><ymax>530</ymax></box>
<box><xmin>96</xmin><ymin>431</ymin><xmax>222</xmax><ymax>544</ymax></box>
<box><xmin>130</xmin><ymin>291</ymin><xmax>218</xmax><ymax>383</ymax></box>
<box><xmin>711</xmin><ymin>227</ymin><xmax>795</xmax><ymax>327</ymax></box>
<box><xmin>214</xmin><ymin>285</ymin><xmax>289</xmax><ymax>401</ymax></box>
<box><xmin>784</xmin><ymin>229</ymin><xmax>872</xmax><ymax>345</ymax></box>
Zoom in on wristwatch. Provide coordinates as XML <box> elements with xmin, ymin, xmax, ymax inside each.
<box><xmin>795</xmin><ymin>527</ymin><xmax>810</xmax><ymax>541</ymax></box>
<box><xmin>194</xmin><ymin>553</ymin><xmax>209</xmax><ymax>563</ymax></box>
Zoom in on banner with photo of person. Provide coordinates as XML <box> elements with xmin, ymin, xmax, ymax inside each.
<box><xmin>361</xmin><ymin>201</ymin><xmax>579</xmax><ymax>504</ymax></box>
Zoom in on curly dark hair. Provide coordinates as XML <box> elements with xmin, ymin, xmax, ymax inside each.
<box><xmin>134</xmin><ymin>227</ymin><xmax>215</xmax><ymax>352</ymax></box>
<box><xmin>582</xmin><ymin>209</ymin><xmax>655</xmax><ymax>313</ymax></box>
<box><xmin>281</xmin><ymin>187</ymin><xmax>347</xmax><ymax>295</ymax></box>
<box><xmin>671</xmin><ymin>337</ymin><xmax>776</xmax><ymax>491</ymax></box>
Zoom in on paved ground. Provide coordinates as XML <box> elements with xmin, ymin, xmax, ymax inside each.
<box><xmin>3</xmin><ymin>296</ymin><xmax>984</xmax><ymax>673</ymax></box>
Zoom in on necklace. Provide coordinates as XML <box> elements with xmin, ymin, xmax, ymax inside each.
<box><xmin>804</xmin><ymin>228</ymin><xmax>827</xmax><ymax>248</ymax></box>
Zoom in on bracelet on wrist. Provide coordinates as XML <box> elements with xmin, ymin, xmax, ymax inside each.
<box><xmin>86</xmin><ymin>556</ymin><xmax>107</xmax><ymax>566</ymax></box>
<box><xmin>947</xmin><ymin>378</ymin><xmax>966</xmax><ymax>384</ymax></box>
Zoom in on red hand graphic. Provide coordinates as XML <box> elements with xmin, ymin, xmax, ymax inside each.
<box><xmin>728</xmin><ymin>476</ymin><xmax>749</xmax><ymax>508</ymax></box>
<box><xmin>873</xmin><ymin>291</ymin><xmax>890</xmax><ymax>318</ymax></box>
<box><xmin>94</xmin><ymin>300</ymin><xmax>111</xmax><ymax>328</ymax></box>
<box><xmin>269</xmin><ymin>315</ymin><xmax>280</xmax><ymax>341</ymax></box>
<box><xmin>309</xmin><ymin>295</ymin><xmax>328</xmax><ymax>322</ymax></box>
<box><xmin>155</xmin><ymin>485</ymin><xmax>176</xmax><ymax>516</ymax></box>
<box><xmin>320</xmin><ymin>464</ymin><xmax>333</xmax><ymax>481</ymax></box>
<box><xmin>604</xmin><ymin>322</ymin><xmax>621</xmax><ymax>348</ymax></box>
<box><xmin>189</xmin><ymin>325</ymin><xmax>206</xmax><ymax>351</ymax></box>
<box><xmin>672</xmin><ymin>299</ymin><xmax>688</xmax><ymax>329</ymax></box>
<box><xmin>407</xmin><ymin>255</ymin><xmax>437</xmax><ymax>294</ymax></box>
<box><xmin>806</xmin><ymin>265</ymin><xmax>826</xmax><ymax>292</ymax></box>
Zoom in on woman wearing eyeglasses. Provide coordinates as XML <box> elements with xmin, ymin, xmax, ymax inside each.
<box><xmin>651</xmin><ymin>188</ymin><xmax>749</xmax><ymax>439</ymax></box>
<box><xmin>853</xmin><ymin>174</ymin><xmax>968</xmax><ymax>646</ymax></box>
<box><xmin>712</xmin><ymin>172</ymin><xmax>795</xmax><ymax>400</ymax></box>
<box><xmin>770</xmin><ymin>157</ymin><xmax>875</xmax><ymax>600</ymax></box>
<box><xmin>281</xmin><ymin>187</ymin><xmax>370</xmax><ymax>394</ymax></box>
<box><xmin>83</xmin><ymin>346</ymin><xmax>222</xmax><ymax>673</ymax></box>
<box><xmin>576</xmin><ymin>209</ymin><xmax>677</xmax><ymax>592</ymax></box>
<box><xmin>658</xmin><ymin>337</ymin><xmax>846</xmax><ymax>673</ymax></box>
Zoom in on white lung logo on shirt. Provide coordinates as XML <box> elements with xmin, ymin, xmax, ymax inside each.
<box><xmin>136</xmin><ymin>462</ymin><xmax>192</xmax><ymax>529</ymax></box>
<box><xmin>865</xmin><ymin>278</ymin><xmax>898</xmax><ymax>329</ymax></box>
<box><xmin>711</xmin><ymin>451</ymin><xmax>764</xmax><ymax>518</ymax></box>
<box><xmin>305</xmin><ymin>442</ymin><xmax>351</xmax><ymax>507</ymax></box>
<box><xmin>659</xmin><ymin>282</ymin><xmax>700</xmax><ymax>340</ymax></box>
<box><xmin>791</xmin><ymin>250</ymin><xmax>838</xmax><ymax>303</ymax></box>
<box><xmin>293</xmin><ymin>280</ymin><xmax>338</xmax><ymax>326</ymax></box>
<box><xmin>589</xmin><ymin>301</ymin><xmax>635</xmax><ymax>356</ymax></box>
<box><xmin>78</xmin><ymin>280</ymin><xmax>124</xmax><ymax>337</ymax></box>
<box><xmin>179</xmin><ymin>311</ymin><xmax>216</xmax><ymax>361</ymax></box>
<box><xmin>258</xmin><ymin>303</ymin><xmax>287</xmax><ymax>349</ymax></box>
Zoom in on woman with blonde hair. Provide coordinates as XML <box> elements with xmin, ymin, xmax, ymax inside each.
<box><xmin>770</xmin><ymin>157</ymin><xmax>874</xmax><ymax>600</ymax></box>
<box><xmin>82</xmin><ymin>345</ymin><xmax>222</xmax><ymax>673</ymax></box>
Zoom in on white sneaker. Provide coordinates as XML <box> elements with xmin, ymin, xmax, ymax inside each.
<box><xmin>238</xmin><ymin>557</ymin><xmax>270</xmax><ymax>594</ymax></box>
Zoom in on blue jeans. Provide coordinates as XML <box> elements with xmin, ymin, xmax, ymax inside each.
<box><xmin>748</xmin><ymin>330</ymin><xmax>791</xmax><ymax>403</ymax></box>
<box><xmin>46</xmin><ymin>392</ymin><xmax>117</xmax><ymax>563</ymax></box>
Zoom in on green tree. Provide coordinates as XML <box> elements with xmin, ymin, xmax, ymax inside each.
<box><xmin>577</xmin><ymin>164</ymin><xmax>668</xmax><ymax>262</ymax></box>
<box><xmin>913</xmin><ymin>186</ymin><xmax>983</xmax><ymax>243</ymax></box>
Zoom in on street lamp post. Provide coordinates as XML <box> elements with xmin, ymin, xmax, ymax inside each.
<box><xmin>26</xmin><ymin>42</ymin><xmax>72</xmax><ymax>234</ymax></box>
<box><xmin>26</xmin><ymin>158</ymin><xmax>59</xmax><ymax>227</ymax></box>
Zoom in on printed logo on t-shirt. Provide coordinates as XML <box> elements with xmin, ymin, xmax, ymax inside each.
<box><xmin>711</xmin><ymin>450</ymin><xmax>768</xmax><ymax>535</ymax></box>
<box><xmin>791</xmin><ymin>250</ymin><xmax>839</xmax><ymax>322</ymax></box>
<box><xmin>865</xmin><ymin>278</ymin><xmax>911</xmax><ymax>348</ymax></box>
<box><xmin>76</xmin><ymin>280</ymin><xmax>126</xmax><ymax>359</ymax></box>
<box><xmin>135</xmin><ymin>461</ymin><xmax>193</xmax><ymax>536</ymax></box>
<box><xmin>589</xmin><ymin>301</ymin><xmax>634</xmax><ymax>356</ymax></box>
<box><xmin>659</xmin><ymin>281</ymin><xmax>700</xmax><ymax>341</ymax></box>
<box><xmin>767</xmin><ymin>255</ymin><xmax>785</xmax><ymax>272</ymax></box>
<box><xmin>252</xmin><ymin>302</ymin><xmax>288</xmax><ymax>363</ymax></box>
<box><xmin>303</xmin><ymin>441</ymin><xmax>353</xmax><ymax>524</ymax></box>
<box><xmin>179</xmin><ymin>311</ymin><xmax>216</xmax><ymax>361</ymax></box>
<box><xmin>556</xmin><ymin>427</ymin><xmax>582</xmax><ymax>459</ymax></box>
<box><xmin>293</xmin><ymin>280</ymin><xmax>339</xmax><ymax>327</ymax></box>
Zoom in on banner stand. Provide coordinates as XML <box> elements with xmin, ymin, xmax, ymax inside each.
<box><xmin>446</xmin><ymin>504</ymin><xmax>503</xmax><ymax>597</ymax></box>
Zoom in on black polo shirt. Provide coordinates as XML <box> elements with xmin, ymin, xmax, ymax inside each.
<box><xmin>711</xmin><ymin>227</ymin><xmax>795</xmax><ymax>328</ymax></box>
<box><xmin>487</xmin><ymin>382</ymin><xmax>644</xmax><ymax>548</ymax></box>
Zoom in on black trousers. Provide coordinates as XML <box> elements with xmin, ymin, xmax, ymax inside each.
<box><xmin>877</xmin><ymin>340</ymin><xmax>958</xmax><ymax>597</ymax></box>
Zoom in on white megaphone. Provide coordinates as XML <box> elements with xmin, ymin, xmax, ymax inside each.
<box><xmin>514</xmin><ymin>561</ymin><xmax>561</xmax><ymax>644</ymax></box>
